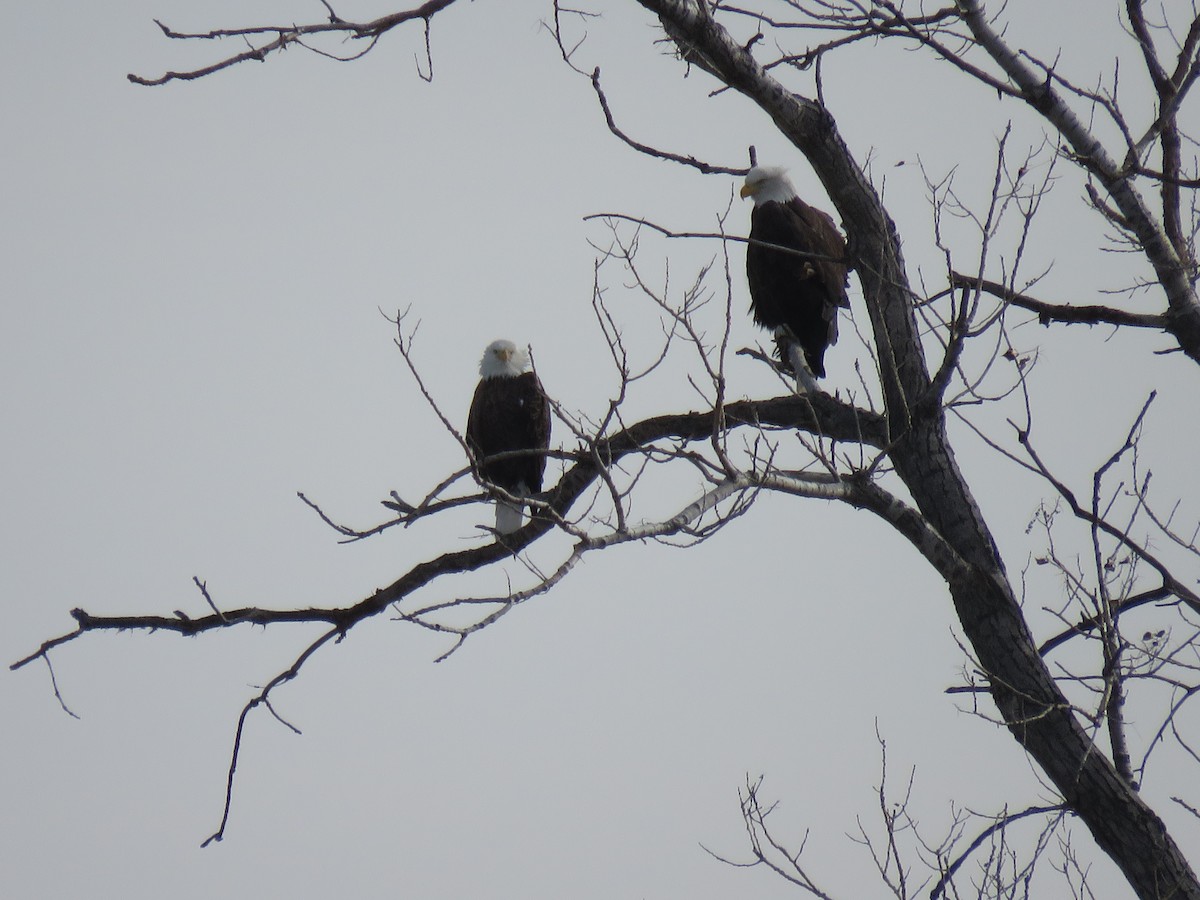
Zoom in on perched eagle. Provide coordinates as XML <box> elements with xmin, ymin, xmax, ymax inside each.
<box><xmin>741</xmin><ymin>165</ymin><xmax>849</xmax><ymax>385</ymax></box>
<box><xmin>466</xmin><ymin>339</ymin><xmax>551</xmax><ymax>535</ymax></box>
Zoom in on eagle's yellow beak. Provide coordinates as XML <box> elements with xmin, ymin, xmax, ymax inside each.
<box><xmin>740</xmin><ymin>183</ymin><xmax>755</xmax><ymax>199</ymax></box>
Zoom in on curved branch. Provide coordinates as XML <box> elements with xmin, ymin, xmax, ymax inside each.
<box><xmin>949</xmin><ymin>271</ymin><xmax>1168</xmax><ymax>330</ymax></box>
<box><xmin>1038</xmin><ymin>585</ymin><xmax>1176</xmax><ymax>656</ymax></box>
<box><xmin>201</xmin><ymin>626</ymin><xmax>341</xmax><ymax>847</ymax></box>
<box><xmin>10</xmin><ymin>391</ymin><xmax>885</xmax><ymax>670</ymax></box>
<box><xmin>589</xmin><ymin>68</ymin><xmax>744</xmax><ymax>174</ymax></box>
<box><xmin>930</xmin><ymin>804</ymin><xmax>1069</xmax><ymax>900</ymax></box>
<box><xmin>128</xmin><ymin>0</ymin><xmax>462</xmax><ymax>85</ymax></box>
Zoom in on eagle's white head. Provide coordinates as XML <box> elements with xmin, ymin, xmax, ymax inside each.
<box><xmin>479</xmin><ymin>339</ymin><xmax>531</xmax><ymax>378</ymax></box>
<box><xmin>740</xmin><ymin>165</ymin><xmax>798</xmax><ymax>206</ymax></box>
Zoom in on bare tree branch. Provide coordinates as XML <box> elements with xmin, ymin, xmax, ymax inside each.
<box><xmin>11</xmin><ymin>390</ymin><xmax>886</xmax><ymax>671</ymax></box>
<box><xmin>128</xmin><ymin>0</ymin><xmax>462</xmax><ymax>86</ymax></box>
<box><xmin>588</xmin><ymin>67</ymin><xmax>744</xmax><ymax>174</ymax></box>
<box><xmin>949</xmin><ymin>271</ymin><xmax>1168</xmax><ymax>330</ymax></box>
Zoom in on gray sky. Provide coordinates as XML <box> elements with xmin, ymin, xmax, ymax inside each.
<box><xmin>4</xmin><ymin>2</ymin><xmax>1198</xmax><ymax>897</ymax></box>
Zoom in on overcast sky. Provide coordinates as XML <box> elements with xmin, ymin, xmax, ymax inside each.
<box><xmin>4</xmin><ymin>2</ymin><xmax>1198</xmax><ymax>897</ymax></box>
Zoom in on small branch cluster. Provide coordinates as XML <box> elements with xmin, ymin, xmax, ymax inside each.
<box><xmin>703</xmin><ymin>733</ymin><xmax>1077</xmax><ymax>900</ymax></box>
<box><xmin>1019</xmin><ymin>392</ymin><xmax>1200</xmax><ymax>795</ymax></box>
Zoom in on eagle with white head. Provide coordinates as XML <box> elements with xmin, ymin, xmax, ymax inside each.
<box><xmin>466</xmin><ymin>339</ymin><xmax>551</xmax><ymax>535</ymax></box>
<box><xmin>741</xmin><ymin>165</ymin><xmax>850</xmax><ymax>388</ymax></box>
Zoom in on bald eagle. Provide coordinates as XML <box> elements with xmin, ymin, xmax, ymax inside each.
<box><xmin>466</xmin><ymin>339</ymin><xmax>551</xmax><ymax>535</ymax></box>
<box><xmin>741</xmin><ymin>165</ymin><xmax>849</xmax><ymax>386</ymax></box>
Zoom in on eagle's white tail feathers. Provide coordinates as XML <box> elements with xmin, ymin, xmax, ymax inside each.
<box><xmin>495</xmin><ymin>499</ymin><xmax>525</xmax><ymax>535</ymax></box>
<box><xmin>494</xmin><ymin>480</ymin><xmax>531</xmax><ymax>535</ymax></box>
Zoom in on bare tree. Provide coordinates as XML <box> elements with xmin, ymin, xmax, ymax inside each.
<box><xmin>12</xmin><ymin>1</ymin><xmax>1200</xmax><ymax>897</ymax></box>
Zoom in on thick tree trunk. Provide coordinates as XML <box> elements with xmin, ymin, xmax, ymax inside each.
<box><xmin>637</xmin><ymin>1</ymin><xmax>1200</xmax><ymax>895</ymax></box>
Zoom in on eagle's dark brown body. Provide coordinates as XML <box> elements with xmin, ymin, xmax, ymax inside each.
<box><xmin>466</xmin><ymin>370</ymin><xmax>550</xmax><ymax>500</ymax></box>
<box><xmin>746</xmin><ymin>197</ymin><xmax>849</xmax><ymax>377</ymax></box>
